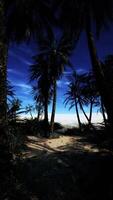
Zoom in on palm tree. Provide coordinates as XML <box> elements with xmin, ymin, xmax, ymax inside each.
<box><xmin>56</xmin><ymin>0</ymin><xmax>113</xmax><ymax>132</ymax></box>
<box><xmin>80</xmin><ymin>72</ymin><xmax>100</xmax><ymax>126</ymax></box>
<box><xmin>37</xmin><ymin>35</ymin><xmax>73</xmax><ymax>132</ymax></box>
<box><xmin>25</xmin><ymin>104</ymin><xmax>34</xmax><ymax>120</ymax></box>
<box><xmin>101</xmin><ymin>54</ymin><xmax>113</xmax><ymax>126</ymax></box>
<box><xmin>64</xmin><ymin>71</ymin><xmax>99</xmax><ymax>129</ymax></box>
<box><xmin>30</xmin><ymin>54</ymin><xmax>52</xmax><ymax>137</ymax></box>
<box><xmin>64</xmin><ymin>72</ymin><xmax>82</xmax><ymax>129</ymax></box>
<box><xmin>0</xmin><ymin>1</ymin><xmax>54</xmax><ymax>193</ymax></box>
<box><xmin>7</xmin><ymin>81</ymin><xmax>15</xmax><ymax>97</ymax></box>
<box><xmin>32</xmin><ymin>85</ymin><xmax>44</xmax><ymax>121</ymax></box>
<box><xmin>0</xmin><ymin>0</ymin><xmax>53</xmax><ymax>126</ymax></box>
<box><xmin>0</xmin><ymin>1</ymin><xmax>8</xmax><ymax>134</ymax></box>
<box><xmin>0</xmin><ymin>0</ymin><xmax>53</xmax><ymax>154</ymax></box>
<box><xmin>7</xmin><ymin>98</ymin><xmax>22</xmax><ymax>122</ymax></box>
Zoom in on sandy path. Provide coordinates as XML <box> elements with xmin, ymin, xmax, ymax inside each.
<box><xmin>21</xmin><ymin>135</ymin><xmax>100</xmax><ymax>158</ymax></box>
<box><xmin>18</xmin><ymin>134</ymin><xmax>113</xmax><ymax>200</ymax></box>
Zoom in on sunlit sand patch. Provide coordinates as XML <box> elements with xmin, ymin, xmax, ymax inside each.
<box><xmin>46</xmin><ymin>136</ymin><xmax>73</xmax><ymax>149</ymax></box>
<box><xmin>26</xmin><ymin>135</ymin><xmax>74</xmax><ymax>152</ymax></box>
<box><xmin>83</xmin><ymin>144</ymin><xmax>99</xmax><ymax>152</ymax></box>
<box><xmin>23</xmin><ymin>135</ymin><xmax>101</xmax><ymax>159</ymax></box>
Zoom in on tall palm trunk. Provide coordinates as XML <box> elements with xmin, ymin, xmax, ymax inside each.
<box><xmin>86</xmin><ymin>16</ymin><xmax>113</xmax><ymax>134</ymax></box>
<box><xmin>37</xmin><ymin>102</ymin><xmax>41</xmax><ymax>121</ymax></box>
<box><xmin>101</xmin><ymin>97</ymin><xmax>107</xmax><ymax>127</ymax></box>
<box><xmin>44</xmin><ymin>94</ymin><xmax>49</xmax><ymax>137</ymax></box>
<box><xmin>50</xmin><ymin>79</ymin><xmax>57</xmax><ymax>133</ymax></box>
<box><xmin>79</xmin><ymin>101</ymin><xmax>90</xmax><ymax>123</ymax></box>
<box><xmin>75</xmin><ymin>99</ymin><xmax>81</xmax><ymax>130</ymax></box>
<box><xmin>79</xmin><ymin>100</ymin><xmax>94</xmax><ymax>129</ymax></box>
<box><xmin>0</xmin><ymin>2</ymin><xmax>10</xmax><ymax>151</ymax></box>
<box><xmin>0</xmin><ymin>2</ymin><xmax>8</xmax><ymax>133</ymax></box>
<box><xmin>89</xmin><ymin>99</ymin><xmax>93</xmax><ymax>125</ymax></box>
<box><xmin>0</xmin><ymin>2</ymin><xmax>13</xmax><ymax>197</ymax></box>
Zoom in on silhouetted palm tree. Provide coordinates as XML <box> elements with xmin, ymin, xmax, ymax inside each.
<box><xmin>32</xmin><ymin>85</ymin><xmax>44</xmax><ymax>121</ymax></box>
<box><xmin>25</xmin><ymin>104</ymin><xmax>34</xmax><ymax>120</ymax></box>
<box><xmin>0</xmin><ymin>0</ymin><xmax>53</xmax><ymax>161</ymax></box>
<box><xmin>64</xmin><ymin>72</ymin><xmax>82</xmax><ymax>129</ymax></box>
<box><xmin>56</xmin><ymin>0</ymin><xmax>113</xmax><ymax>132</ymax></box>
<box><xmin>7</xmin><ymin>81</ymin><xmax>15</xmax><ymax>102</ymax></box>
<box><xmin>7</xmin><ymin>98</ymin><xmax>22</xmax><ymax>122</ymax></box>
<box><xmin>80</xmin><ymin>72</ymin><xmax>99</xmax><ymax>126</ymax></box>
<box><xmin>0</xmin><ymin>2</ymin><xmax>53</xmax><ymax>192</ymax></box>
<box><xmin>0</xmin><ymin>0</ymin><xmax>53</xmax><ymax>127</ymax></box>
<box><xmin>101</xmin><ymin>54</ymin><xmax>113</xmax><ymax>126</ymax></box>
<box><xmin>30</xmin><ymin>55</ymin><xmax>52</xmax><ymax>137</ymax></box>
<box><xmin>38</xmin><ymin>35</ymin><xmax>73</xmax><ymax>132</ymax></box>
<box><xmin>64</xmin><ymin>71</ymin><xmax>99</xmax><ymax>129</ymax></box>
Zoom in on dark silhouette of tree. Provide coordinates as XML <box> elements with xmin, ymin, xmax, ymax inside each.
<box><xmin>25</xmin><ymin>104</ymin><xmax>34</xmax><ymax>120</ymax></box>
<box><xmin>7</xmin><ymin>98</ymin><xmax>22</xmax><ymax>122</ymax></box>
<box><xmin>32</xmin><ymin>85</ymin><xmax>44</xmax><ymax>121</ymax></box>
<box><xmin>80</xmin><ymin>72</ymin><xmax>100</xmax><ymax>126</ymax></box>
<box><xmin>55</xmin><ymin>0</ymin><xmax>113</xmax><ymax>133</ymax></box>
<box><xmin>64</xmin><ymin>71</ymin><xmax>100</xmax><ymax>129</ymax></box>
<box><xmin>0</xmin><ymin>2</ymin><xmax>53</xmax><ymax>196</ymax></box>
<box><xmin>0</xmin><ymin>0</ymin><xmax>53</xmax><ymax>135</ymax></box>
<box><xmin>101</xmin><ymin>54</ymin><xmax>113</xmax><ymax>127</ymax></box>
<box><xmin>38</xmin><ymin>34</ymin><xmax>73</xmax><ymax>132</ymax></box>
<box><xmin>30</xmin><ymin>55</ymin><xmax>52</xmax><ymax>137</ymax></box>
<box><xmin>64</xmin><ymin>72</ymin><xmax>82</xmax><ymax>130</ymax></box>
<box><xmin>7</xmin><ymin>80</ymin><xmax>15</xmax><ymax>102</ymax></box>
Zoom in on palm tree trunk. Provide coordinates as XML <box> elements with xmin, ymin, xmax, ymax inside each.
<box><xmin>50</xmin><ymin>79</ymin><xmax>57</xmax><ymax>133</ymax></box>
<box><xmin>89</xmin><ymin>100</ymin><xmax>93</xmax><ymax>125</ymax></box>
<box><xmin>79</xmin><ymin>100</ymin><xmax>95</xmax><ymax>130</ymax></box>
<box><xmin>44</xmin><ymin>95</ymin><xmax>49</xmax><ymax>137</ymax></box>
<box><xmin>86</xmin><ymin>16</ymin><xmax>113</xmax><ymax>134</ymax></box>
<box><xmin>79</xmin><ymin>101</ymin><xmax>89</xmax><ymax>123</ymax></box>
<box><xmin>75</xmin><ymin>100</ymin><xmax>81</xmax><ymax>130</ymax></box>
<box><xmin>0</xmin><ymin>2</ymin><xmax>8</xmax><ymax>133</ymax></box>
<box><xmin>0</xmin><ymin>2</ymin><xmax>10</xmax><ymax>150</ymax></box>
<box><xmin>0</xmin><ymin>2</ymin><xmax>13</xmax><ymax>197</ymax></box>
<box><xmin>101</xmin><ymin>97</ymin><xmax>107</xmax><ymax>127</ymax></box>
<box><xmin>30</xmin><ymin>111</ymin><xmax>33</xmax><ymax>120</ymax></box>
<box><xmin>37</xmin><ymin>105</ymin><xmax>41</xmax><ymax>121</ymax></box>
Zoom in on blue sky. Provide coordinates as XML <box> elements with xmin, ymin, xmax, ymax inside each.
<box><xmin>8</xmin><ymin>27</ymin><xmax>113</xmax><ymax>117</ymax></box>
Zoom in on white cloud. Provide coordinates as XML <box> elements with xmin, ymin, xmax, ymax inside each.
<box><xmin>57</xmin><ymin>80</ymin><xmax>69</xmax><ymax>87</ymax></box>
<box><xmin>9</xmin><ymin>50</ymin><xmax>33</xmax><ymax>65</ymax></box>
<box><xmin>57</xmin><ymin>80</ymin><xmax>62</xmax><ymax>86</ymax></box>
<box><xmin>15</xmin><ymin>83</ymin><xmax>31</xmax><ymax>90</ymax></box>
<box><xmin>8</xmin><ymin>68</ymin><xmax>23</xmax><ymax>76</ymax></box>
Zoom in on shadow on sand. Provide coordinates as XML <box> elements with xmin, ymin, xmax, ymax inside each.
<box><xmin>14</xmin><ymin>134</ymin><xmax>113</xmax><ymax>200</ymax></box>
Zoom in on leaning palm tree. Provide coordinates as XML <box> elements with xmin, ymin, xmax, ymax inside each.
<box><xmin>55</xmin><ymin>0</ymin><xmax>113</xmax><ymax>132</ymax></box>
<box><xmin>64</xmin><ymin>72</ymin><xmax>82</xmax><ymax>129</ymax></box>
<box><xmin>64</xmin><ymin>71</ymin><xmax>99</xmax><ymax>129</ymax></box>
<box><xmin>80</xmin><ymin>72</ymin><xmax>100</xmax><ymax>126</ymax></box>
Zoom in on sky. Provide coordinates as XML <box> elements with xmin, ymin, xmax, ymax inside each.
<box><xmin>7</xmin><ymin>26</ymin><xmax>113</xmax><ymax>124</ymax></box>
